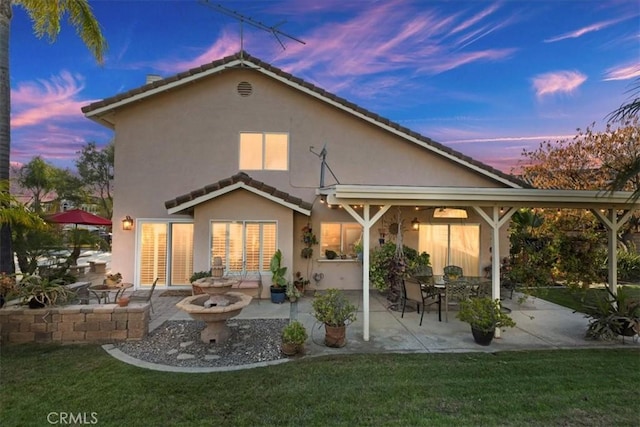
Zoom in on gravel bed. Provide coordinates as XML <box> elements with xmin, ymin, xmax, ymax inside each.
<box><xmin>115</xmin><ymin>319</ymin><xmax>289</xmax><ymax>368</ymax></box>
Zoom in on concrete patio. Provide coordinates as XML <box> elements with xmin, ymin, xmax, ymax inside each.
<box><xmin>146</xmin><ymin>288</ymin><xmax>639</xmax><ymax>359</ymax></box>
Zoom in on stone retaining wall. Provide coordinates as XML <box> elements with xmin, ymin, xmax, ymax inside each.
<box><xmin>0</xmin><ymin>303</ymin><xmax>150</xmax><ymax>344</ymax></box>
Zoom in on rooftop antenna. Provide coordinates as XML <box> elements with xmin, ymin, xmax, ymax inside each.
<box><xmin>310</xmin><ymin>144</ymin><xmax>340</xmax><ymax>187</ymax></box>
<box><xmin>200</xmin><ymin>1</ymin><xmax>305</xmax><ymax>58</ymax></box>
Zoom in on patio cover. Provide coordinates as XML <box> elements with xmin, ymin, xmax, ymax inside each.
<box><xmin>318</xmin><ymin>185</ymin><xmax>640</xmax><ymax>341</ymax></box>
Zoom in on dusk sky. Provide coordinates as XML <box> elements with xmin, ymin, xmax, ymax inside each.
<box><xmin>9</xmin><ymin>0</ymin><xmax>640</xmax><ymax>173</ymax></box>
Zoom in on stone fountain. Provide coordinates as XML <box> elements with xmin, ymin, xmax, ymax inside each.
<box><xmin>176</xmin><ymin>276</ymin><xmax>252</xmax><ymax>344</ymax></box>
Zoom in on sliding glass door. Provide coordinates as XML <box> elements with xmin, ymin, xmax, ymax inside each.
<box><xmin>139</xmin><ymin>221</ymin><xmax>193</xmax><ymax>287</ymax></box>
<box><xmin>418</xmin><ymin>224</ymin><xmax>480</xmax><ymax>276</ymax></box>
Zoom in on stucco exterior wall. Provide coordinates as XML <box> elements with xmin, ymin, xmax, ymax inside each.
<box><xmin>106</xmin><ymin>67</ymin><xmax>512</xmax><ymax>288</ymax></box>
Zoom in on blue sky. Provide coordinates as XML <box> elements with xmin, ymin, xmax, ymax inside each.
<box><xmin>9</xmin><ymin>0</ymin><xmax>640</xmax><ymax>172</ymax></box>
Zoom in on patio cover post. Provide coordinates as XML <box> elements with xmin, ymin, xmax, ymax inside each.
<box><xmin>472</xmin><ymin>206</ymin><xmax>516</xmax><ymax>338</ymax></box>
<box><xmin>338</xmin><ymin>201</ymin><xmax>391</xmax><ymax>341</ymax></box>
<box><xmin>592</xmin><ymin>208</ymin><xmax>635</xmax><ymax>295</ymax></box>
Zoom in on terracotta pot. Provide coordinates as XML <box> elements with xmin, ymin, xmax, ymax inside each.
<box><xmin>281</xmin><ymin>342</ymin><xmax>299</xmax><ymax>356</ymax></box>
<box><xmin>117</xmin><ymin>296</ymin><xmax>130</xmax><ymax>307</ymax></box>
<box><xmin>324</xmin><ymin>324</ymin><xmax>347</xmax><ymax>348</ymax></box>
<box><xmin>471</xmin><ymin>327</ymin><xmax>495</xmax><ymax>346</ymax></box>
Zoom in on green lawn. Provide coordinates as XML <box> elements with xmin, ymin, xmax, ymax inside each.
<box><xmin>529</xmin><ymin>285</ymin><xmax>640</xmax><ymax>312</ymax></box>
<box><xmin>1</xmin><ymin>345</ymin><xmax>639</xmax><ymax>426</ymax></box>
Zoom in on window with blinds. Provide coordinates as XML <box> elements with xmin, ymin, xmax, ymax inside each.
<box><xmin>170</xmin><ymin>223</ymin><xmax>194</xmax><ymax>285</ymax></box>
<box><xmin>140</xmin><ymin>223</ymin><xmax>167</xmax><ymax>287</ymax></box>
<box><xmin>211</xmin><ymin>221</ymin><xmax>276</xmax><ymax>273</ymax></box>
<box><xmin>139</xmin><ymin>221</ymin><xmax>193</xmax><ymax>287</ymax></box>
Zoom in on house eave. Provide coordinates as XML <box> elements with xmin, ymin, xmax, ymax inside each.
<box><xmin>168</xmin><ymin>182</ymin><xmax>312</xmax><ymax>216</ymax></box>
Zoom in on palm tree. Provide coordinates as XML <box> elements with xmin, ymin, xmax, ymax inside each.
<box><xmin>607</xmin><ymin>78</ymin><xmax>640</xmax><ymax>202</ymax></box>
<box><xmin>608</xmin><ymin>78</ymin><xmax>640</xmax><ymax>123</ymax></box>
<box><xmin>0</xmin><ymin>0</ymin><xmax>107</xmax><ymax>273</ymax></box>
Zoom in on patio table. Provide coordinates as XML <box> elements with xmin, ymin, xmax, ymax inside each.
<box><xmin>89</xmin><ymin>282</ymin><xmax>133</xmax><ymax>304</ymax></box>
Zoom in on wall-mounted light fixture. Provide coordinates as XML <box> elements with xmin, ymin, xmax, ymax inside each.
<box><xmin>411</xmin><ymin>217</ymin><xmax>420</xmax><ymax>230</ymax></box>
<box><xmin>122</xmin><ymin>215</ymin><xmax>134</xmax><ymax>231</ymax></box>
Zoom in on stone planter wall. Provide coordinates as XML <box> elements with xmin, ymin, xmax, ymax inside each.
<box><xmin>0</xmin><ymin>303</ymin><xmax>150</xmax><ymax>344</ymax></box>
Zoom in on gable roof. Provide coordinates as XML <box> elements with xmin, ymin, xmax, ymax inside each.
<box><xmin>165</xmin><ymin>172</ymin><xmax>313</xmax><ymax>216</ymax></box>
<box><xmin>83</xmin><ymin>51</ymin><xmax>528</xmax><ymax>189</ymax></box>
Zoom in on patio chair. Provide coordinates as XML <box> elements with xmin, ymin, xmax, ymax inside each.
<box><xmin>444</xmin><ymin>279</ymin><xmax>472</xmax><ymax>322</ymax></box>
<box><xmin>129</xmin><ymin>278</ymin><xmax>158</xmax><ymax>312</ymax></box>
<box><xmin>474</xmin><ymin>281</ymin><xmax>491</xmax><ymax>298</ymax></box>
<box><xmin>401</xmin><ymin>278</ymin><xmax>441</xmax><ymax>326</ymax></box>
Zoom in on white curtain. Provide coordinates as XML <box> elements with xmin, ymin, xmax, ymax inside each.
<box><xmin>419</xmin><ymin>224</ymin><xmax>480</xmax><ymax>276</ymax></box>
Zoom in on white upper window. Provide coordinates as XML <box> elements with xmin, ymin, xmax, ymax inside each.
<box><xmin>239</xmin><ymin>132</ymin><xmax>288</xmax><ymax>171</ymax></box>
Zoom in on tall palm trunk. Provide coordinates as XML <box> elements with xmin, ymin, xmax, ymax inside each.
<box><xmin>0</xmin><ymin>0</ymin><xmax>12</xmax><ymax>273</ymax></box>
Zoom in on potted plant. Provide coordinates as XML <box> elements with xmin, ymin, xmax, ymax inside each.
<box><xmin>190</xmin><ymin>270</ymin><xmax>212</xmax><ymax>295</ymax></box>
<box><xmin>117</xmin><ymin>292</ymin><xmax>130</xmax><ymax>307</ymax></box>
<box><xmin>312</xmin><ymin>288</ymin><xmax>357</xmax><ymax>347</ymax></box>
<box><xmin>293</xmin><ymin>271</ymin><xmax>310</xmax><ymax>294</ymax></box>
<box><xmin>17</xmin><ymin>274</ymin><xmax>72</xmax><ymax>308</ymax></box>
<box><xmin>354</xmin><ymin>240</ymin><xmax>363</xmax><ymax>261</ymax></box>
<box><xmin>281</xmin><ymin>320</ymin><xmax>308</xmax><ymax>356</ymax></box>
<box><xmin>105</xmin><ymin>272</ymin><xmax>123</xmax><ymax>287</ymax></box>
<box><xmin>301</xmin><ymin>224</ymin><xmax>318</xmax><ymax>259</ymax></box>
<box><xmin>286</xmin><ymin>281</ymin><xmax>303</xmax><ymax>302</ymax></box>
<box><xmin>583</xmin><ymin>288</ymin><xmax>640</xmax><ymax>340</ymax></box>
<box><xmin>457</xmin><ymin>297</ymin><xmax>516</xmax><ymax>345</ymax></box>
<box><xmin>269</xmin><ymin>249</ymin><xmax>288</xmax><ymax>304</ymax></box>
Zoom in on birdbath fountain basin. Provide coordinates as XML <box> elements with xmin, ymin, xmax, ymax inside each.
<box><xmin>176</xmin><ymin>292</ymin><xmax>252</xmax><ymax>344</ymax></box>
<box><xmin>192</xmin><ymin>276</ymin><xmax>239</xmax><ymax>296</ymax></box>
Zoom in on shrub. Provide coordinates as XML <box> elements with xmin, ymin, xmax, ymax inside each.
<box><xmin>312</xmin><ymin>289</ymin><xmax>357</xmax><ymax>327</ymax></box>
<box><xmin>369</xmin><ymin>242</ymin><xmax>430</xmax><ymax>292</ymax></box>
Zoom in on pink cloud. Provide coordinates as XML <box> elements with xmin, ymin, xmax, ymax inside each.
<box><xmin>151</xmin><ymin>29</ymin><xmax>240</xmax><ymax>73</ymax></box>
<box><xmin>603</xmin><ymin>62</ymin><xmax>640</xmax><ymax>81</ymax></box>
<box><xmin>532</xmin><ymin>71</ymin><xmax>587</xmax><ymax>97</ymax></box>
<box><xmin>264</xmin><ymin>1</ymin><xmax>517</xmax><ymax>95</ymax></box>
<box><xmin>126</xmin><ymin>2</ymin><xmax>516</xmax><ymax>100</ymax></box>
<box><xmin>450</xmin><ymin>3</ymin><xmax>500</xmax><ymax>35</ymax></box>
<box><xmin>544</xmin><ymin>17</ymin><xmax>628</xmax><ymax>43</ymax></box>
<box><xmin>11</xmin><ymin>71</ymin><xmax>95</xmax><ymax>128</ymax></box>
<box><xmin>444</xmin><ymin>134</ymin><xmax>575</xmax><ymax>144</ymax></box>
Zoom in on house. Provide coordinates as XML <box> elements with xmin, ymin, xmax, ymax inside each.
<box><xmin>83</xmin><ymin>51</ymin><xmax>637</xmax><ymax>340</ymax></box>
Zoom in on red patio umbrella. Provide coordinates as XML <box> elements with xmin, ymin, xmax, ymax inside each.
<box><xmin>47</xmin><ymin>209</ymin><xmax>112</xmax><ymax>226</ymax></box>
<box><xmin>46</xmin><ymin>209</ymin><xmax>112</xmax><ymax>266</ymax></box>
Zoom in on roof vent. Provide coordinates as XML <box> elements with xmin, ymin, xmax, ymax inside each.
<box><xmin>146</xmin><ymin>74</ymin><xmax>162</xmax><ymax>84</ymax></box>
<box><xmin>237</xmin><ymin>81</ymin><xmax>253</xmax><ymax>97</ymax></box>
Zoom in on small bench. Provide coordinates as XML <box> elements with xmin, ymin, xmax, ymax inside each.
<box><xmin>90</xmin><ymin>261</ymin><xmax>107</xmax><ymax>274</ymax></box>
<box><xmin>232</xmin><ymin>276</ymin><xmax>263</xmax><ymax>301</ymax></box>
<box><xmin>69</xmin><ymin>264</ymin><xmax>89</xmax><ymax>277</ymax></box>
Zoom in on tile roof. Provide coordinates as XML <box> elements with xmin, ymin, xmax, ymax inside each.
<box><xmin>165</xmin><ymin>172</ymin><xmax>313</xmax><ymax>214</ymax></box>
<box><xmin>83</xmin><ymin>50</ymin><xmax>529</xmax><ymax>189</ymax></box>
